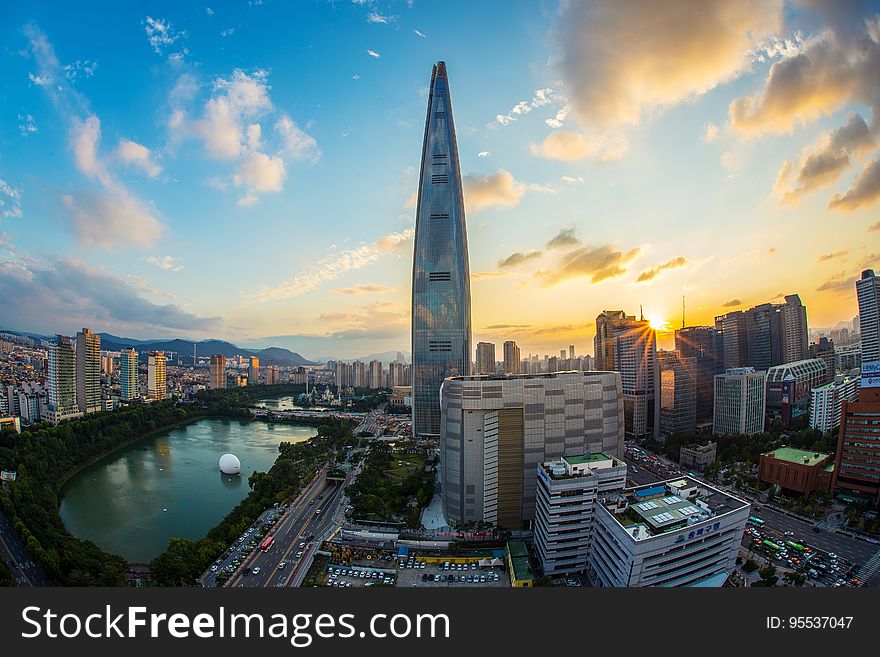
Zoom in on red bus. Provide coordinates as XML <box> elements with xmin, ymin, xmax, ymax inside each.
<box><xmin>260</xmin><ymin>535</ymin><xmax>274</xmax><ymax>552</ymax></box>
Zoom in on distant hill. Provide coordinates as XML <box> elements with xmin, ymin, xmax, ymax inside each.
<box><xmin>97</xmin><ymin>334</ymin><xmax>316</xmax><ymax>366</ymax></box>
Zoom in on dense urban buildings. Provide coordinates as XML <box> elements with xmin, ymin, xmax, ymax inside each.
<box><xmin>209</xmin><ymin>354</ymin><xmax>226</xmax><ymax>389</ymax></box>
<box><xmin>411</xmin><ymin>61</ymin><xmax>472</xmax><ymax>437</ymax></box>
<box><xmin>47</xmin><ymin>334</ymin><xmax>81</xmax><ymax>425</ymax></box>
<box><xmin>675</xmin><ymin>326</ymin><xmax>724</xmax><ymax>424</ymax></box>
<box><xmin>831</xmin><ymin>387</ymin><xmax>880</xmax><ymax>508</ymax></box>
<box><xmin>75</xmin><ymin>327</ymin><xmax>101</xmax><ymax>414</ymax></box>
<box><xmin>594</xmin><ymin>310</ymin><xmax>659</xmax><ymax>439</ymax></box>
<box><xmin>502</xmin><ymin>340</ymin><xmax>521</xmax><ymax>374</ymax></box>
<box><xmin>713</xmin><ymin>368</ymin><xmax>766</xmax><ymax>436</ymax></box>
<box><xmin>533</xmin><ymin>454</ymin><xmax>628</xmax><ymax>576</ymax></box>
<box><xmin>857</xmin><ymin>269</ymin><xmax>880</xmax><ymax>365</ymax></box>
<box><xmin>714</xmin><ymin>294</ymin><xmax>809</xmax><ymax>370</ymax></box>
<box><xmin>588</xmin><ymin>477</ymin><xmax>750</xmax><ymax>587</ymax></box>
<box><xmin>758</xmin><ymin>448</ymin><xmax>834</xmax><ymax>500</ymax></box>
<box><xmin>147</xmin><ymin>351</ymin><xmax>167</xmax><ymax>400</ymax></box>
<box><xmin>120</xmin><ymin>347</ymin><xmax>139</xmax><ymax>401</ymax></box>
<box><xmin>475</xmin><ymin>342</ymin><xmax>495</xmax><ymax>375</ymax></box>
<box><xmin>439</xmin><ymin>371</ymin><xmax>625</xmax><ymax>529</ymax></box>
<box><xmin>657</xmin><ymin>351</ymin><xmax>696</xmax><ymax>436</ymax></box>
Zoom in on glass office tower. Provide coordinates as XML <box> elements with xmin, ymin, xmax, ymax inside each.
<box><xmin>411</xmin><ymin>61</ymin><xmax>472</xmax><ymax>436</ymax></box>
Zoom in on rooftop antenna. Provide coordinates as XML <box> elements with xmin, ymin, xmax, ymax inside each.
<box><xmin>193</xmin><ymin>343</ymin><xmax>197</xmax><ymax>368</ymax></box>
<box><xmin>640</xmin><ymin>304</ymin><xmax>644</xmax><ymax>321</ymax></box>
<box><xmin>682</xmin><ymin>295</ymin><xmax>686</xmax><ymax>329</ymax></box>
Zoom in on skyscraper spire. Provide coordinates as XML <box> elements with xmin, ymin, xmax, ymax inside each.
<box><xmin>411</xmin><ymin>61</ymin><xmax>472</xmax><ymax>437</ymax></box>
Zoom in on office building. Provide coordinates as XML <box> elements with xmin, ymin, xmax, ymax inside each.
<box><xmin>809</xmin><ymin>337</ymin><xmax>836</xmax><ymax>375</ymax></box>
<box><xmin>75</xmin><ymin>327</ymin><xmax>102</xmax><ymax>414</ymax></box>
<box><xmin>713</xmin><ymin>368</ymin><xmax>766</xmax><ymax>436</ymax></box>
<box><xmin>658</xmin><ymin>351</ymin><xmax>696</xmax><ymax>436</ymax></box>
<box><xmin>589</xmin><ymin>477</ymin><xmax>750</xmax><ymax>587</ymax></box>
<box><xmin>475</xmin><ymin>342</ymin><xmax>495</xmax><ymax>375</ymax></box>
<box><xmin>120</xmin><ymin>347</ymin><xmax>139</xmax><ymax>401</ymax></box>
<box><xmin>503</xmin><ymin>341</ymin><xmax>521</xmax><ymax>374</ymax></box>
<box><xmin>831</xmin><ymin>386</ymin><xmax>880</xmax><ymax>508</ymax></box>
<box><xmin>534</xmin><ymin>454</ymin><xmax>628</xmax><ymax>576</ymax></box>
<box><xmin>857</xmin><ymin>269</ymin><xmax>880</xmax><ymax>365</ymax></box>
<box><xmin>679</xmin><ymin>442</ymin><xmax>717</xmax><ymax>472</ymax></box>
<box><xmin>715</xmin><ymin>294</ymin><xmax>809</xmax><ymax>370</ymax></box>
<box><xmin>765</xmin><ymin>358</ymin><xmax>830</xmax><ymax>426</ymax></box>
<box><xmin>569</xmin><ymin>345</ymin><xmax>575</xmax><ymax>361</ymax></box>
<box><xmin>248</xmin><ymin>356</ymin><xmax>259</xmax><ymax>386</ymax></box>
<box><xmin>836</xmin><ymin>343</ymin><xmax>861</xmax><ymax>372</ymax></box>
<box><xmin>209</xmin><ymin>354</ymin><xmax>226</xmax><ymax>389</ymax></box>
<box><xmin>758</xmin><ymin>448</ymin><xmax>834</xmax><ymax>500</ymax></box>
<box><xmin>148</xmin><ymin>351</ymin><xmax>166</xmax><ymax>400</ymax></box>
<box><xmin>595</xmin><ymin>310</ymin><xmax>660</xmax><ymax>440</ymax></box>
<box><xmin>411</xmin><ymin>61</ymin><xmax>472</xmax><ymax>437</ymax></box>
<box><xmin>47</xmin><ymin>335</ymin><xmax>81</xmax><ymax>424</ymax></box>
<box><xmin>439</xmin><ymin>371</ymin><xmax>625</xmax><ymax>529</ymax></box>
<box><xmin>675</xmin><ymin>326</ymin><xmax>724</xmax><ymax>423</ymax></box>
<box><xmin>810</xmin><ymin>375</ymin><xmax>860</xmax><ymax>433</ymax></box>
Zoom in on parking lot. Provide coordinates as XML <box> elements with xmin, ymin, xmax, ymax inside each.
<box><xmin>324</xmin><ymin>565</ymin><xmax>397</xmax><ymax>588</ymax></box>
<box><xmin>395</xmin><ymin>558</ymin><xmax>509</xmax><ymax>588</ymax></box>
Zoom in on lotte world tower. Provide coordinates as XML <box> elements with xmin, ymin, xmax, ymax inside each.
<box><xmin>411</xmin><ymin>61</ymin><xmax>472</xmax><ymax>437</ymax></box>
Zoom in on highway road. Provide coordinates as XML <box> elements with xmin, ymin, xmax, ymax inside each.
<box><xmin>229</xmin><ymin>471</ymin><xmax>349</xmax><ymax>588</ymax></box>
<box><xmin>0</xmin><ymin>509</ymin><xmax>49</xmax><ymax>586</ymax></box>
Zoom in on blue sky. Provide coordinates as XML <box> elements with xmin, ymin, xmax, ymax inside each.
<box><xmin>1</xmin><ymin>1</ymin><xmax>879</xmax><ymax>359</ymax></box>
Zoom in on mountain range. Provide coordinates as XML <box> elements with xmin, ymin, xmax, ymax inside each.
<box><xmin>0</xmin><ymin>328</ymin><xmax>317</xmax><ymax>367</ymax></box>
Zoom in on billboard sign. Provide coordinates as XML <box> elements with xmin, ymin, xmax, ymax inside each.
<box><xmin>862</xmin><ymin>361</ymin><xmax>880</xmax><ymax>389</ymax></box>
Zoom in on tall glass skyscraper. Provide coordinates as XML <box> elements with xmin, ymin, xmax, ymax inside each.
<box><xmin>411</xmin><ymin>61</ymin><xmax>472</xmax><ymax>436</ymax></box>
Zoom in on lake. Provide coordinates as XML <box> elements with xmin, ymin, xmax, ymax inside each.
<box><xmin>59</xmin><ymin>417</ymin><xmax>315</xmax><ymax>562</ymax></box>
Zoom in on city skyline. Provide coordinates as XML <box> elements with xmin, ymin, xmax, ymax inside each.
<box><xmin>1</xmin><ymin>1</ymin><xmax>879</xmax><ymax>359</ymax></box>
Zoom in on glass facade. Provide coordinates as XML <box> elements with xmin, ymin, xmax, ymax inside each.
<box><xmin>411</xmin><ymin>61</ymin><xmax>472</xmax><ymax>436</ymax></box>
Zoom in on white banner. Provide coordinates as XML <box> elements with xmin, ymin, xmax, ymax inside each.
<box><xmin>862</xmin><ymin>361</ymin><xmax>880</xmax><ymax>389</ymax></box>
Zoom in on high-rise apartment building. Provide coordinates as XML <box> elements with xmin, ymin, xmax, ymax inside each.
<box><xmin>120</xmin><ymin>347</ymin><xmax>139</xmax><ymax>401</ymax></box>
<box><xmin>503</xmin><ymin>340</ymin><xmax>521</xmax><ymax>374</ymax></box>
<box><xmin>47</xmin><ymin>334</ymin><xmax>81</xmax><ymax>424</ymax></box>
<box><xmin>594</xmin><ymin>310</ymin><xmax>660</xmax><ymax>440</ymax></box>
<box><xmin>248</xmin><ymin>356</ymin><xmax>259</xmax><ymax>386</ymax></box>
<box><xmin>369</xmin><ymin>360</ymin><xmax>384</xmax><ymax>389</ymax></box>
<box><xmin>353</xmin><ymin>360</ymin><xmax>367</xmax><ymax>388</ymax></box>
<box><xmin>101</xmin><ymin>354</ymin><xmax>114</xmax><ymax>376</ymax></box>
<box><xmin>569</xmin><ymin>345</ymin><xmax>575</xmax><ymax>360</ymax></box>
<box><xmin>857</xmin><ymin>269</ymin><xmax>880</xmax><ymax>366</ymax></box>
<box><xmin>713</xmin><ymin>368</ymin><xmax>766</xmax><ymax>436</ymax></box>
<box><xmin>411</xmin><ymin>61</ymin><xmax>472</xmax><ymax>437</ymax></box>
<box><xmin>475</xmin><ymin>342</ymin><xmax>495</xmax><ymax>375</ymax></box>
<box><xmin>780</xmin><ymin>294</ymin><xmax>809</xmax><ymax>363</ymax></box>
<box><xmin>657</xmin><ymin>351</ymin><xmax>696</xmax><ymax>436</ymax></box>
<box><xmin>439</xmin><ymin>371</ymin><xmax>625</xmax><ymax>529</ymax></box>
<box><xmin>675</xmin><ymin>325</ymin><xmax>724</xmax><ymax>423</ymax></box>
<box><xmin>148</xmin><ymin>351</ymin><xmax>166</xmax><ymax>400</ymax></box>
<box><xmin>209</xmin><ymin>354</ymin><xmax>226</xmax><ymax>389</ymax></box>
<box><xmin>75</xmin><ymin>327</ymin><xmax>101</xmax><ymax>414</ymax></box>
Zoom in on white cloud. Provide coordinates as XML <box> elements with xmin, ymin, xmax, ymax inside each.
<box><xmin>463</xmin><ymin>170</ymin><xmax>527</xmax><ymax>212</ymax></box>
<box><xmin>0</xmin><ymin>179</ymin><xmax>23</xmax><ymax>219</ymax></box>
<box><xmin>703</xmin><ymin>123</ymin><xmax>720</xmax><ymax>143</ymax></box>
<box><xmin>18</xmin><ymin>114</ymin><xmax>38</xmax><ymax>136</ymax></box>
<box><xmin>413</xmin><ymin>29</ymin><xmax>426</xmax><ymax>38</ymax></box>
<box><xmin>545</xmin><ymin>105</ymin><xmax>570</xmax><ymax>129</ymax></box>
<box><xmin>116</xmin><ymin>139</ymin><xmax>162</xmax><ymax>177</ymax></box>
<box><xmin>251</xmin><ymin>227</ymin><xmax>415</xmax><ymax>302</ymax></box>
<box><xmin>478</xmin><ymin>151</ymin><xmax>490</xmax><ymax>158</ymax></box>
<box><xmin>144</xmin><ymin>16</ymin><xmax>185</xmax><ymax>57</ymax></box>
<box><xmin>146</xmin><ymin>255</ymin><xmax>184</xmax><ymax>272</ymax></box>
<box><xmin>64</xmin><ymin>59</ymin><xmax>97</xmax><ymax>80</ymax></box>
<box><xmin>557</xmin><ymin>0</ymin><xmax>782</xmax><ymax>127</ymax></box>
<box><xmin>531</xmin><ymin>131</ymin><xmax>628</xmax><ymax>162</ymax></box>
<box><xmin>561</xmin><ymin>175</ymin><xmax>584</xmax><ymax>185</ymax></box>
<box><xmin>28</xmin><ymin>72</ymin><xmax>51</xmax><ymax>86</ymax></box>
<box><xmin>367</xmin><ymin>12</ymin><xmax>395</xmax><ymax>24</ymax></box>
<box><xmin>367</xmin><ymin>49</ymin><xmax>381</xmax><ymax>58</ymax></box>
<box><xmin>496</xmin><ymin>88</ymin><xmax>558</xmax><ymax>126</ymax></box>
<box><xmin>234</xmin><ymin>151</ymin><xmax>286</xmax><ymax>196</ymax></box>
<box><xmin>220</xmin><ymin>28</ymin><xmax>235</xmax><ymax>37</ymax></box>
<box><xmin>61</xmin><ymin>191</ymin><xmax>163</xmax><ymax>250</ymax></box>
<box><xmin>275</xmin><ymin>115</ymin><xmax>320</xmax><ymax>162</ymax></box>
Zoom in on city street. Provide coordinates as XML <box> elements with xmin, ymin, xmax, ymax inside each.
<box><xmin>228</xmin><ymin>470</ymin><xmax>350</xmax><ymax>588</ymax></box>
<box><xmin>0</xmin><ymin>510</ymin><xmax>49</xmax><ymax>587</ymax></box>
